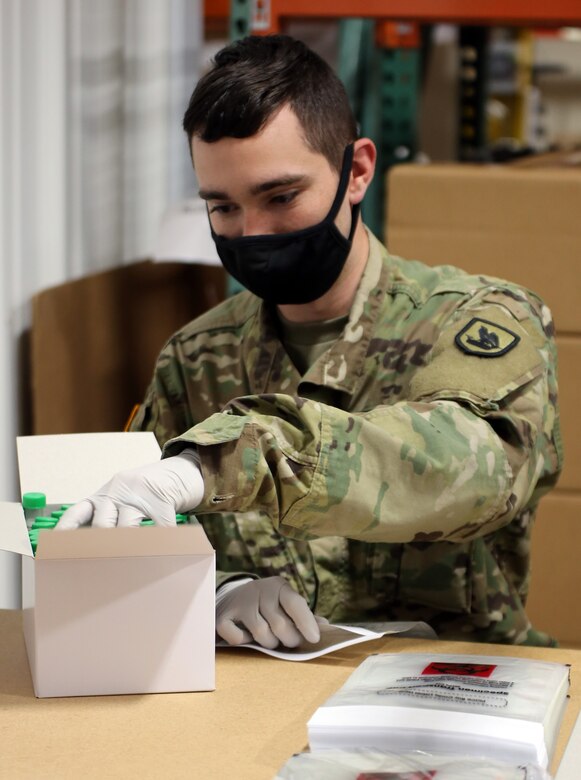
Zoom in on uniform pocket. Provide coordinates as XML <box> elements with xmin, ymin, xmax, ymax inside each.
<box><xmin>399</xmin><ymin>540</ymin><xmax>473</xmax><ymax>613</ymax></box>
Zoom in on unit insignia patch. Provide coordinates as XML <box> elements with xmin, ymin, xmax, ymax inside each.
<box><xmin>455</xmin><ymin>317</ymin><xmax>520</xmax><ymax>357</ymax></box>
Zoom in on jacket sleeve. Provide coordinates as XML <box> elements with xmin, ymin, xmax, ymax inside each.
<box><xmin>163</xmin><ymin>301</ymin><xmax>563</xmax><ymax>545</ymax></box>
<box><xmin>129</xmin><ymin>343</ymin><xmax>195</xmax><ymax>446</ymax></box>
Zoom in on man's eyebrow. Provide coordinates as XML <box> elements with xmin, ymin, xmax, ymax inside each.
<box><xmin>198</xmin><ymin>174</ymin><xmax>309</xmax><ymax>201</ymax></box>
<box><xmin>250</xmin><ymin>174</ymin><xmax>309</xmax><ymax>195</ymax></box>
<box><xmin>198</xmin><ymin>188</ymin><xmax>229</xmax><ymax>201</ymax></box>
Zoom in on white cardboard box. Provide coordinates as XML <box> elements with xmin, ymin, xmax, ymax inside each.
<box><xmin>0</xmin><ymin>432</ymin><xmax>215</xmax><ymax>698</ymax></box>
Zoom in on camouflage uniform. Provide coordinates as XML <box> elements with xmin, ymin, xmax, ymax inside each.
<box><xmin>131</xmin><ymin>229</ymin><xmax>563</xmax><ymax>646</ymax></box>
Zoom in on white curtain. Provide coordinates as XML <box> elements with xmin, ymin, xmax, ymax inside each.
<box><xmin>0</xmin><ymin>0</ymin><xmax>202</xmax><ymax>606</ymax></box>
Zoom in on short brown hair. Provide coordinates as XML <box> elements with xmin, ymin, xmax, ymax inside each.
<box><xmin>183</xmin><ymin>35</ymin><xmax>358</xmax><ymax>172</ymax></box>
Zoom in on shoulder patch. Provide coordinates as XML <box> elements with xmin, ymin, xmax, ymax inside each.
<box><xmin>408</xmin><ymin>305</ymin><xmax>544</xmax><ymax>405</ymax></box>
<box><xmin>455</xmin><ymin>317</ymin><xmax>520</xmax><ymax>358</ymax></box>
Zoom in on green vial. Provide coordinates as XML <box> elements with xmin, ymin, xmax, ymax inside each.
<box><xmin>31</xmin><ymin>517</ymin><xmax>59</xmax><ymax>530</ymax></box>
<box><xmin>28</xmin><ymin>529</ymin><xmax>40</xmax><ymax>555</ymax></box>
<box><xmin>22</xmin><ymin>492</ymin><xmax>47</xmax><ymax>530</ymax></box>
<box><xmin>140</xmin><ymin>519</ymin><xmax>155</xmax><ymax>526</ymax></box>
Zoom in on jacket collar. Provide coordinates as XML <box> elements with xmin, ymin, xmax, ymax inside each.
<box><xmin>245</xmin><ymin>228</ymin><xmax>392</xmax><ymax>397</ymax></box>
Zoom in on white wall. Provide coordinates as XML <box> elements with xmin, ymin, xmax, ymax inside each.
<box><xmin>0</xmin><ymin>0</ymin><xmax>202</xmax><ymax>607</ymax></box>
<box><xmin>1</xmin><ymin>1</ymin><xmax>69</xmax><ymax>607</ymax></box>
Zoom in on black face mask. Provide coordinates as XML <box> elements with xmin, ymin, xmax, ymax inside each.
<box><xmin>209</xmin><ymin>144</ymin><xmax>360</xmax><ymax>305</ymax></box>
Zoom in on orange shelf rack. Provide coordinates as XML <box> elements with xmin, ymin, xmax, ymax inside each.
<box><xmin>205</xmin><ymin>0</ymin><xmax>581</xmax><ymax>35</ymax></box>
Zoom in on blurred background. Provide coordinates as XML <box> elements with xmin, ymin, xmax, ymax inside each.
<box><xmin>1</xmin><ymin>3</ymin><xmax>580</xmax><ymax>644</ymax></box>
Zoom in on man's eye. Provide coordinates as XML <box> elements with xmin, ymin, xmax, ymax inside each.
<box><xmin>209</xmin><ymin>203</ymin><xmax>235</xmax><ymax>215</ymax></box>
<box><xmin>270</xmin><ymin>191</ymin><xmax>298</xmax><ymax>206</ymax></box>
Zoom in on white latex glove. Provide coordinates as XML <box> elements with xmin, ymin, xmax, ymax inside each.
<box><xmin>56</xmin><ymin>451</ymin><xmax>204</xmax><ymax>529</ymax></box>
<box><xmin>216</xmin><ymin>576</ymin><xmax>321</xmax><ymax>649</ymax></box>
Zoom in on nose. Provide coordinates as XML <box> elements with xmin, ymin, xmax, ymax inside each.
<box><xmin>241</xmin><ymin>210</ymin><xmax>273</xmax><ymax>238</ymax></box>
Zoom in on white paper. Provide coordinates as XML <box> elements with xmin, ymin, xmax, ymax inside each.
<box><xmin>217</xmin><ymin>620</ymin><xmax>436</xmax><ymax>661</ymax></box>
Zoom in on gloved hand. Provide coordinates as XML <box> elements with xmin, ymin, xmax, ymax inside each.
<box><xmin>56</xmin><ymin>451</ymin><xmax>204</xmax><ymax>529</ymax></box>
<box><xmin>216</xmin><ymin>576</ymin><xmax>321</xmax><ymax>649</ymax></box>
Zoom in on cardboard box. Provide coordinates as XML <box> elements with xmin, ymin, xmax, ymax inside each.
<box><xmin>527</xmin><ymin>492</ymin><xmax>581</xmax><ymax>647</ymax></box>
<box><xmin>386</xmin><ymin>164</ymin><xmax>581</xmax><ymax>333</ymax></box>
<box><xmin>507</xmin><ymin>149</ymin><xmax>581</xmax><ymax>169</ymax></box>
<box><xmin>30</xmin><ymin>259</ymin><xmax>226</xmax><ymax>435</ymax></box>
<box><xmin>554</xmin><ymin>336</ymin><xmax>581</xmax><ymax>491</ymax></box>
<box><xmin>1</xmin><ymin>432</ymin><xmax>215</xmax><ymax>698</ymax></box>
<box><xmin>386</xmin><ymin>163</ymin><xmax>581</xmax><ymax>491</ymax></box>
<box><xmin>386</xmin><ymin>164</ymin><xmax>581</xmax><ymax>645</ymax></box>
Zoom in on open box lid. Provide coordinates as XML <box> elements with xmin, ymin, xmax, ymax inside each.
<box><xmin>0</xmin><ymin>502</ymin><xmax>33</xmax><ymax>557</ymax></box>
<box><xmin>16</xmin><ymin>432</ymin><xmax>162</xmax><ymax>504</ymax></box>
<box><xmin>1</xmin><ymin>433</ymin><xmax>213</xmax><ymax>560</ymax></box>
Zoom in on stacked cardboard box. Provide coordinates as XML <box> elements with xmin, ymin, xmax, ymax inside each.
<box><xmin>30</xmin><ymin>260</ymin><xmax>226</xmax><ymax>435</ymax></box>
<box><xmin>386</xmin><ymin>163</ymin><xmax>581</xmax><ymax>646</ymax></box>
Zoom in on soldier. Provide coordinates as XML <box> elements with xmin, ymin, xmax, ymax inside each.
<box><xmin>59</xmin><ymin>35</ymin><xmax>562</xmax><ymax>649</ymax></box>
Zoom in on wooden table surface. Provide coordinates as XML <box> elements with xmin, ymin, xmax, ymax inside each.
<box><xmin>0</xmin><ymin>610</ymin><xmax>578</xmax><ymax>779</ymax></box>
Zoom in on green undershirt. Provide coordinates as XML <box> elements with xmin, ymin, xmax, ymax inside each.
<box><xmin>276</xmin><ymin>310</ymin><xmax>349</xmax><ymax>376</ymax></box>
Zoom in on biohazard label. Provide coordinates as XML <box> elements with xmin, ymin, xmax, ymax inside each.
<box><xmin>422</xmin><ymin>662</ymin><xmax>496</xmax><ymax>678</ymax></box>
<box><xmin>356</xmin><ymin>773</ymin><xmax>437</xmax><ymax>780</ymax></box>
<box><xmin>376</xmin><ymin>662</ymin><xmax>513</xmax><ymax>709</ymax></box>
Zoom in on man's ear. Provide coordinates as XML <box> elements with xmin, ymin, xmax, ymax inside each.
<box><xmin>349</xmin><ymin>138</ymin><xmax>377</xmax><ymax>205</ymax></box>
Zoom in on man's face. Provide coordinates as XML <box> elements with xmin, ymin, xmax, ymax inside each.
<box><xmin>193</xmin><ymin>105</ymin><xmax>353</xmax><ymax>240</ymax></box>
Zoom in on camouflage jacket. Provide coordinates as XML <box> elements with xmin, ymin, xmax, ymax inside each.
<box><xmin>132</xmin><ymin>229</ymin><xmax>563</xmax><ymax>645</ymax></box>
